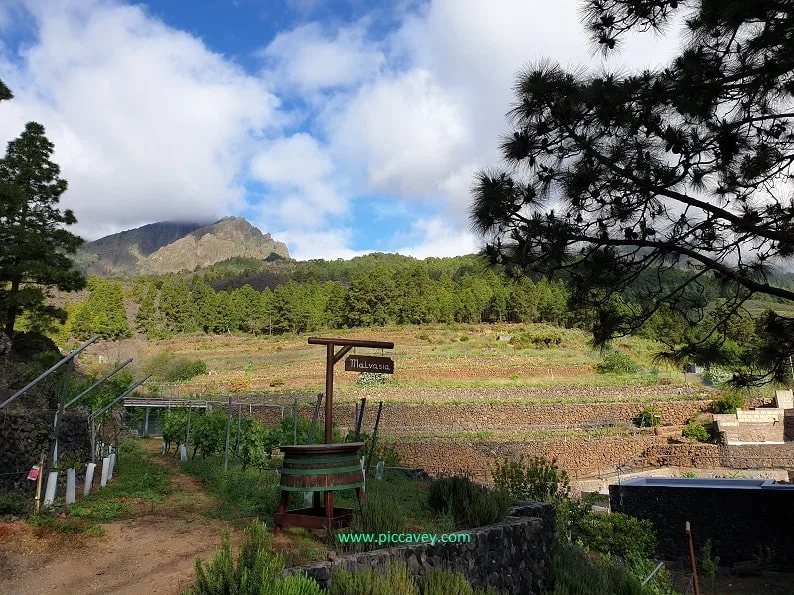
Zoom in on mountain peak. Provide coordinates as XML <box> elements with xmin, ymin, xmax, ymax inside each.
<box><xmin>75</xmin><ymin>217</ymin><xmax>289</xmax><ymax>276</ymax></box>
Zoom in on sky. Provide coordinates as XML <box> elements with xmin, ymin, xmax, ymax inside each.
<box><xmin>0</xmin><ymin>0</ymin><xmax>684</xmax><ymax>260</ymax></box>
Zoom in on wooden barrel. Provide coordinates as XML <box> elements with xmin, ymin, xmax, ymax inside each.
<box><xmin>279</xmin><ymin>442</ymin><xmax>364</xmax><ymax>492</ymax></box>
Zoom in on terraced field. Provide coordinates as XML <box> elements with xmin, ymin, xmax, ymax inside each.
<box><xmin>84</xmin><ymin>323</ymin><xmax>746</xmax><ymax>477</ymax></box>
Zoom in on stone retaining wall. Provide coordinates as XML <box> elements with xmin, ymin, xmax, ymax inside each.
<box><xmin>249</xmin><ymin>399</ymin><xmax>716</xmax><ymax>434</ymax></box>
<box><xmin>283</xmin><ymin>502</ymin><xmax>555</xmax><ymax>594</ymax></box>
<box><xmin>0</xmin><ymin>408</ymin><xmax>90</xmax><ymax>491</ymax></box>
<box><xmin>643</xmin><ymin>443</ymin><xmax>794</xmax><ymax>469</ymax></box>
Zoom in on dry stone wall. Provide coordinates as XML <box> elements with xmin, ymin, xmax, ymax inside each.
<box><xmin>284</xmin><ymin>502</ymin><xmax>555</xmax><ymax>594</ymax></box>
<box><xmin>0</xmin><ymin>409</ymin><xmax>90</xmax><ymax>491</ymax></box>
<box><xmin>250</xmin><ymin>399</ymin><xmax>716</xmax><ymax>434</ymax></box>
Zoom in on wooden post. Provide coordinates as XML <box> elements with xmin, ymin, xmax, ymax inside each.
<box><xmin>224</xmin><ymin>396</ymin><xmax>232</xmax><ymax>471</ymax></box>
<box><xmin>34</xmin><ymin>453</ymin><xmax>45</xmax><ymax>514</ymax></box>
<box><xmin>686</xmin><ymin>521</ymin><xmax>700</xmax><ymax>595</ymax></box>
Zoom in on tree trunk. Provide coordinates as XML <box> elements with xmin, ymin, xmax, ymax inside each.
<box><xmin>3</xmin><ymin>278</ymin><xmax>20</xmax><ymax>335</ymax></box>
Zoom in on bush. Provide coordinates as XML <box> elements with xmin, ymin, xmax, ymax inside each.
<box><xmin>144</xmin><ymin>353</ymin><xmax>207</xmax><ymax>382</ymax></box>
<box><xmin>0</xmin><ymin>490</ymin><xmax>31</xmax><ymax>516</ymax></box>
<box><xmin>682</xmin><ymin>422</ymin><xmax>710</xmax><ymax>442</ymax></box>
<box><xmin>192</xmin><ymin>519</ymin><xmax>322</xmax><ymax>595</ymax></box>
<box><xmin>342</xmin><ymin>489</ymin><xmax>407</xmax><ymax>552</ymax></box>
<box><xmin>510</xmin><ymin>329</ymin><xmax>563</xmax><ymax>349</ymax></box>
<box><xmin>357</xmin><ymin>372</ymin><xmax>388</xmax><ymax>388</ymax></box>
<box><xmin>636</xmin><ymin>407</ymin><xmax>662</xmax><ymax>427</ymax></box>
<box><xmin>329</xmin><ymin>563</ymin><xmax>497</xmax><ymax>595</ymax></box>
<box><xmin>550</xmin><ymin>540</ymin><xmax>645</xmax><ymax>595</ymax></box>
<box><xmin>595</xmin><ymin>351</ymin><xmax>639</xmax><ymax>374</ymax></box>
<box><xmin>702</xmin><ymin>366</ymin><xmax>733</xmax><ymax>386</ymax></box>
<box><xmin>428</xmin><ymin>476</ymin><xmax>510</xmax><ymax>529</ymax></box>
<box><xmin>492</xmin><ymin>455</ymin><xmax>571</xmax><ymax>504</ymax></box>
<box><xmin>712</xmin><ymin>393</ymin><xmax>745</xmax><ymax>414</ymax></box>
<box><xmin>574</xmin><ymin>512</ymin><xmax>657</xmax><ymax>559</ymax></box>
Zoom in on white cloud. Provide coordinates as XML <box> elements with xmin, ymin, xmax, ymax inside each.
<box><xmin>261</xmin><ymin>21</ymin><xmax>384</xmax><ymax>92</ymax></box>
<box><xmin>274</xmin><ymin>227</ymin><xmax>369</xmax><ymax>261</ymax></box>
<box><xmin>325</xmin><ymin>68</ymin><xmax>470</xmax><ymax>197</ymax></box>
<box><xmin>249</xmin><ymin>133</ymin><xmax>347</xmax><ymax>229</ymax></box>
<box><xmin>0</xmin><ymin>0</ymin><xmax>280</xmax><ymax>240</ymax></box>
<box><xmin>392</xmin><ymin>216</ymin><xmax>478</xmax><ymax>259</ymax></box>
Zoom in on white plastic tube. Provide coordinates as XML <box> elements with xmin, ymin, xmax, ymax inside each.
<box><xmin>100</xmin><ymin>457</ymin><xmax>110</xmax><ymax>487</ymax></box>
<box><xmin>108</xmin><ymin>453</ymin><xmax>116</xmax><ymax>480</ymax></box>
<box><xmin>44</xmin><ymin>471</ymin><xmax>58</xmax><ymax>505</ymax></box>
<box><xmin>65</xmin><ymin>469</ymin><xmax>76</xmax><ymax>505</ymax></box>
<box><xmin>84</xmin><ymin>463</ymin><xmax>96</xmax><ymax>496</ymax></box>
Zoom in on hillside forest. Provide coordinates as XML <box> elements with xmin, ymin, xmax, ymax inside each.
<box><xmin>23</xmin><ymin>252</ymin><xmax>794</xmax><ymax>377</ymax></box>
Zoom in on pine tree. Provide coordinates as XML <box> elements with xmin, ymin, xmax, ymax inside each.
<box><xmin>72</xmin><ymin>278</ymin><xmax>132</xmax><ymax>340</ymax></box>
<box><xmin>0</xmin><ymin>85</ymin><xmax>86</xmax><ymax>334</ymax></box>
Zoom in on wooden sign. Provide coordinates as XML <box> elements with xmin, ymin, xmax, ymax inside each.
<box><xmin>344</xmin><ymin>355</ymin><xmax>394</xmax><ymax>374</ymax></box>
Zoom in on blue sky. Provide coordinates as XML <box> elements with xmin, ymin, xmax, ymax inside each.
<box><xmin>0</xmin><ymin>0</ymin><xmax>680</xmax><ymax>260</ymax></box>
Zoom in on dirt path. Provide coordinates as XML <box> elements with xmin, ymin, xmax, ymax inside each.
<box><xmin>0</xmin><ymin>444</ymin><xmax>237</xmax><ymax>595</ymax></box>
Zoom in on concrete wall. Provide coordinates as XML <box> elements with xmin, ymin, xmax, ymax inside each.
<box><xmin>0</xmin><ymin>409</ymin><xmax>90</xmax><ymax>491</ymax></box>
<box><xmin>284</xmin><ymin>502</ymin><xmax>555</xmax><ymax>594</ymax></box>
<box><xmin>610</xmin><ymin>481</ymin><xmax>794</xmax><ymax>568</ymax></box>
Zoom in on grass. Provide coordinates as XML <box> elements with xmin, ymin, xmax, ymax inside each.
<box><xmin>23</xmin><ymin>439</ymin><xmax>176</xmax><ymax>535</ymax></box>
<box><xmin>181</xmin><ymin>456</ymin><xmax>283</xmax><ymax>520</ymax></box>
<box><xmin>138</xmin><ymin>323</ymin><xmax>692</xmax><ymax>400</ymax></box>
<box><xmin>549</xmin><ymin>540</ymin><xmax>646</xmax><ymax>595</ymax></box>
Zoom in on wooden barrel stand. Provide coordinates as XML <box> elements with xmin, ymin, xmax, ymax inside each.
<box><xmin>273</xmin><ymin>442</ymin><xmax>364</xmax><ymax>533</ymax></box>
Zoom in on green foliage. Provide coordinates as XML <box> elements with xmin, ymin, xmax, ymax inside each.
<box><xmin>595</xmin><ymin>351</ymin><xmax>639</xmax><ymax>375</ymax></box>
<box><xmin>428</xmin><ymin>476</ymin><xmax>510</xmax><ymax>529</ymax></box>
<box><xmin>509</xmin><ymin>328</ymin><xmax>563</xmax><ymax>349</ymax></box>
<box><xmin>162</xmin><ymin>408</ymin><xmax>188</xmax><ymax>450</ymax></box>
<box><xmin>702</xmin><ymin>366</ymin><xmax>734</xmax><ymax>387</ymax></box>
<box><xmin>699</xmin><ymin>538</ymin><xmax>719</xmax><ymax>583</ymax></box>
<box><xmin>71</xmin><ymin>277</ymin><xmax>131</xmax><ymax>340</ymax></box>
<box><xmin>712</xmin><ymin>392</ymin><xmax>745</xmax><ymax>414</ymax></box>
<box><xmin>329</xmin><ymin>563</ymin><xmax>498</xmax><ymax>595</ymax></box>
<box><xmin>357</xmin><ymin>372</ymin><xmax>388</xmax><ymax>388</ymax></box>
<box><xmin>181</xmin><ymin>456</ymin><xmax>281</xmax><ymax>519</ymax></box>
<box><xmin>0</xmin><ymin>113</ymin><xmax>86</xmax><ymax>334</ymax></box>
<box><xmin>637</xmin><ymin>407</ymin><xmax>661</xmax><ymax>427</ymax></box>
<box><xmin>682</xmin><ymin>422</ymin><xmax>710</xmax><ymax>442</ymax></box>
<box><xmin>342</xmin><ymin>488</ymin><xmax>407</xmax><ymax>552</ymax></box>
<box><xmin>492</xmin><ymin>455</ymin><xmax>571</xmax><ymax>504</ymax></box>
<box><xmin>144</xmin><ymin>352</ymin><xmax>207</xmax><ymax>382</ymax></box>
<box><xmin>70</xmin><ymin>500</ymin><xmax>130</xmax><ymax>522</ymax></box>
<box><xmin>0</xmin><ymin>490</ymin><xmax>30</xmax><ymax>515</ymax></box>
<box><xmin>574</xmin><ymin>513</ymin><xmax>657</xmax><ymax>559</ymax></box>
<box><xmin>191</xmin><ymin>519</ymin><xmax>322</xmax><ymax>595</ymax></box>
<box><xmin>549</xmin><ymin>540</ymin><xmax>645</xmax><ymax>595</ymax></box>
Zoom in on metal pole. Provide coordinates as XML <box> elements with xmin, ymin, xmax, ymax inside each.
<box><xmin>224</xmin><ymin>396</ymin><xmax>232</xmax><ymax>471</ymax></box>
<box><xmin>307</xmin><ymin>394</ymin><xmax>322</xmax><ymax>445</ymax></box>
<box><xmin>46</xmin><ymin>359</ymin><xmax>74</xmax><ymax>478</ymax></box>
<box><xmin>0</xmin><ymin>336</ymin><xmax>98</xmax><ymax>409</ymax></box>
<box><xmin>685</xmin><ymin>521</ymin><xmax>701</xmax><ymax>595</ymax></box>
<box><xmin>185</xmin><ymin>403</ymin><xmax>192</xmax><ymax>457</ymax></box>
<box><xmin>292</xmin><ymin>398</ymin><xmax>298</xmax><ymax>445</ymax></box>
<box><xmin>354</xmin><ymin>397</ymin><xmax>366</xmax><ymax>440</ymax></box>
<box><xmin>365</xmin><ymin>401</ymin><xmax>383</xmax><ymax>474</ymax></box>
<box><xmin>235</xmin><ymin>401</ymin><xmax>242</xmax><ymax>456</ymax></box>
<box><xmin>65</xmin><ymin>358</ymin><xmax>133</xmax><ymax>409</ymax></box>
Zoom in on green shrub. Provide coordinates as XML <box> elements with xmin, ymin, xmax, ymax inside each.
<box><xmin>342</xmin><ymin>489</ymin><xmax>407</xmax><ymax>552</ymax></box>
<box><xmin>574</xmin><ymin>512</ymin><xmax>656</xmax><ymax>559</ymax></box>
<box><xmin>144</xmin><ymin>353</ymin><xmax>207</xmax><ymax>382</ymax></box>
<box><xmin>510</xmin><ymin>329</ymin><xmax>564</xmax><ymax>349</ymax></box>
<box><xmin>329</xmin><ymin>563</ymin><xmax>496</xmax><ymax>595</ymax></box>
<box><xmin>636</xmin><ymin>407</ymin><xmax>662</xmax><ymax>427</ymax></box>
<box><xmin>595</xmin><ymin>351</ymin><xmax>639</xmax><ymax>374</ymax></box>
<box><xmin>0</xmin><ymin>490</ymin><xmax>31</xmax><ymax>516</ymax></box>
<box><xmin>712</xmin><ymin>393</ymin><xmax>745</xmax><ymax>414</ymax></box>
<box><xmin>192</xmin><ymin>519</ymin><xmax>322</xmax><ymax>595</ymax></box>
<box><xmin>682</xmin><ymin>422</ymin><xmax>710</xmax><ymax>441</ymax></box>
<box><xmin>270</xmin><ymin>376</ymin><xmax>285</xmax><ymax>387</ymax></box>
<box><xmin>428</xmin><ymin>476</ymin><xmax>510</xmax><ymax>529</ymax></box>
<box><xmin>550</xmin><ymin>540</ymin><xmax>645</xmax><ymax>595</ymax></box>
<box><xmin>357</xmin><ymin>372</ymin><xmax>388</xmax><ymax>388</ymax></box>
<box><xmin>702</xmin><ymin>366</ymin><xmax>733</xmax><ymax>386</ymax></box>
<box><xmin>492</xmin><ymin>455</ymin><xmax>571</xmax><ymax>504</ymax></box>
<box><xmin>699</xmin><ymin>538</ymin><xmax>720</xmax><ymax>582</ymax></box>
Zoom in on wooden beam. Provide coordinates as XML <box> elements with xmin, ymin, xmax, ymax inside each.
<box><xmin>308</xmin><ymin>337</ymin><xmax>394</xmax><ymax>349</ymax></box>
